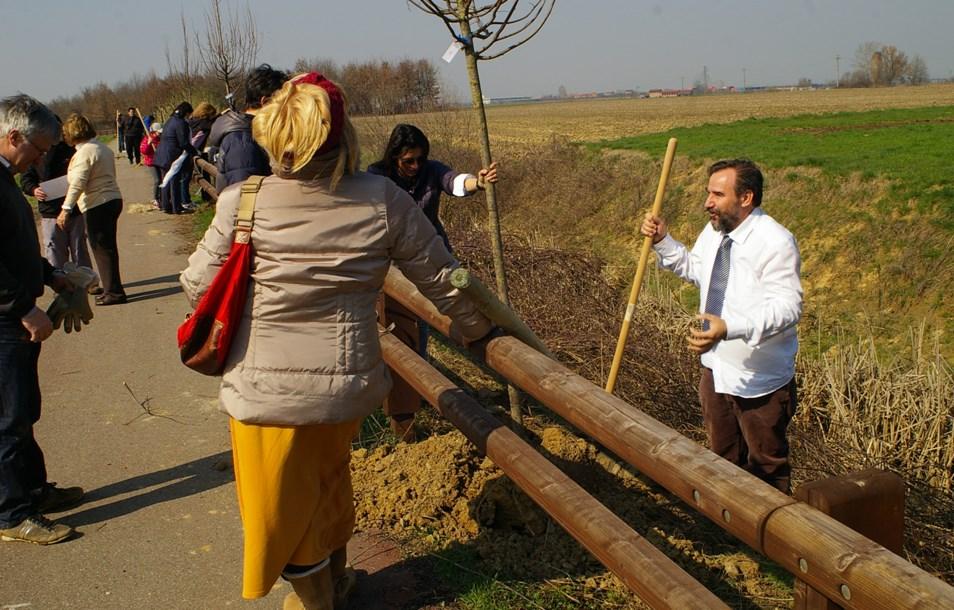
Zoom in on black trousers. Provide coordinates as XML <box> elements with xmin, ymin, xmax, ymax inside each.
<box><xmin>85</xmin><ymin>199</ymin><xmax>125</xmax><ymax>298</ymax></box>
<box><xmin>0</xmin><ymin>320</ymin><xmax>47</xmax><ymax>527</ymax></box>
<box><xmin>124</xmin><ymin>136</ymin><xmax>141</xmax><ymax>164</ymax></box>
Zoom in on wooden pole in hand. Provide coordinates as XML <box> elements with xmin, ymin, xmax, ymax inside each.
<box><xmin>134</xmin><ymin>108</ymin><xmax>149</xmax><ymax>135</ymax></box>
<box><xmin>604</xmin><ymin>137</ymin><xmax>678</xmax><ymax>394</ymax></box>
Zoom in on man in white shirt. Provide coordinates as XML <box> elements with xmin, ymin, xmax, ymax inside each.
<box><xmin>641</xmin><ymin>159</ymin><xmax>802</xmax><ymax>492</ymax></box>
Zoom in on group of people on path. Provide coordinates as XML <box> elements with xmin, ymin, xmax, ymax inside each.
<box><xmin>2</xmin><ymin>61</ymin><xmax>801</xmax><ymax>610</ymax></box>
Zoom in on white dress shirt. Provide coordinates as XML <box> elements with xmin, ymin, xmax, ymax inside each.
<box><xmin>653</xmin><ymin>207</ymin><xmax>802</xmax><ymax>397</ymax></box>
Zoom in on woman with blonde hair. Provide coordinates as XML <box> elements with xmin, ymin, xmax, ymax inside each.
<box><xmin>181</xmin><ymin>73</ymin><xmax>493</xmax><ymax>609</ymax></box>
<box><xmin>188</xmin><ymin>101</ymin><xmax>217</xmax><ymax>150</ymax></box>
<box><xmin>56</xmin><ymin>113</ymin><xmax>126</xmax><ymax>305</ymax></box>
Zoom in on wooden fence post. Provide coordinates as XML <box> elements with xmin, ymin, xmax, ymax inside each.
<box><xmin>793</xmin><ymin>468</ymin><xmax>905</xmax><ymax>609</ymax></box>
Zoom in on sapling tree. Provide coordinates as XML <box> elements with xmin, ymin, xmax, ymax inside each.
<box><xmin>195</xmin><ymin>0</ymin><xmax>260</xmax><ymax>106</ymax></box>
<box><xmin>409</xmin><ymin>0</ymin><xmax>556</xmax><ymax>426</ymax></box>
<box><xmin>408</xmin><ymin>0</ymin><xmax>556</xmax><ymax>304</ymax></box>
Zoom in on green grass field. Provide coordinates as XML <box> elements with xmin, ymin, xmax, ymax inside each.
<box><xmin>567</xmin><ymin>105</ymin><xmax>954</xmax><ymax>359</ymax></box>
<box><xmin>597</xmin><ymin>106</ymin><xmax>954</xmax><ymax>228</ymax></box>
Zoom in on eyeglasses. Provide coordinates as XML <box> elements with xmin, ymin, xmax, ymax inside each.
<box><xmin>19</xmin><ymin>133</ymin><xmax>51</xmax><ymax>156</ymax></box>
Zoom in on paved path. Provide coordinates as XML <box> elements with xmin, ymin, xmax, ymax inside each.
<box><xmin>0</xmin><ymin>148</ymin><xmax>413</xmax><ymax>609</ymax></box>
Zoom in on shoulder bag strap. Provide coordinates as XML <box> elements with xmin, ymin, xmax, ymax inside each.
<box><xmin>234</xmin><ymin>175</ymin><xmax>265</xmax><ymax>244</ymax></box>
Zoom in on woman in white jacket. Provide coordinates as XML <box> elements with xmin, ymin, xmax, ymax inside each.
<box><xmin>56</xmin><ymin>114</ymin><xmax>126</xmax><ymax>305</ymax></box>
<box><xmin>181</xmin><ymin>73</ymin><xmax>492</xmax><ymax>609</ymax></box>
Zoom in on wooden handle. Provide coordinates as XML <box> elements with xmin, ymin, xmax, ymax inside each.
<box><xmin>605</xmin><ymin>137</ymin><xmax>678</xmax><ymax>394</ymax></box>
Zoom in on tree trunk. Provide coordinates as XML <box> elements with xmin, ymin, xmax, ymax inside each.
<box><xmin>458</xmin><ymin>18</ymin><xmax>509</xmax><ymax>305</ymax></box>
<box><xmin>458</xmin><ymin>15</ymin><xmax>522</xmax><ymax>426</ymax></box>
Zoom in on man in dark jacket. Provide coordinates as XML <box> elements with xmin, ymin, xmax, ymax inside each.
<box><xmin>206</xmin><ymin>64</ymin><xmax>287</xmax><ymax>192</ymax></box>
<box><xmin>0</xmin><ymin>94</ymin><xmax>84</xmax><ymax>546</ymax></box>
<box><xmin>20</xmin><ymin>137</ymin><xmax>97</xmax><ymax>291</ymax></box>
<box><xmin>121</xmin><ymin>107</ymin><xmax>145</xmax><ymax>165</ymax></box>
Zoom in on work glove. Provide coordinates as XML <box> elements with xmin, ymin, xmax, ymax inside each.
<box><xmin>45</xmin><ymin>264</ymin><xmax>96</xmax><ymax>334</ymax></box>
<box><xmin>61</xmin><ymin>287</ymin><xmax>94</xmax><ymax>333</ymax></box>
<box><xmin>62</xmin><ymin>263</ymin><xmax>98</xmax><ymax>292</ymax></box>
<box><xmin>71</xmin><ymin>288</ymin><xmax>94</xmax><ymax>324</ymax></box>
<box><xmin>46</xmin><ymin>293</ymin><xmax>71</xmax><ymax>330</ymax></box>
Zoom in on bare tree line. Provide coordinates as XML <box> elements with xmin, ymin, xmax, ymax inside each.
<box><xmin>48</xmin><ymin>55</ymin><xmax>444</xmax><ymax>134</ymax></box>
<box><xmin>841</xmin><ymin>42</ymin><xmax>930</xmax><ymax>87</ymax></box>
<box><xmin>47</xmin><ymin>0</ymin><xmax>442</xmax><ymax>131</ymax></box>
<box><xmin>293</xmin><ymin>57</ymin><xmax>442</xmax><ymax>115</ymax></box>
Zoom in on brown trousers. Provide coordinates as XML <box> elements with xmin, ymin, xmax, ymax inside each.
<box><xmin>376</xmin><ymin>294</ymin><xmax>421</xmax><ymax>417</ymax></box>
<box><xmin>698</xmin><ymin>368</ymin><xmax>797</xmax><ymax>493</ymax></box>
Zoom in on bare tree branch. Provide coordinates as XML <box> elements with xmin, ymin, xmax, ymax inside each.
<box><xmin>480</xmin><ymin>1</ymin><xmax>554</xmax><ymax>59</ymax></box>
<box><xmin>165</xmin><ymin>12</ymin><xmax>200</xmax><ymax>101</ymax></box>
<box><xmin>194</xmin><ymin>0</ymin><xmax>260</xmax><ymax>101</ymax></box>
<box><xmin>409</xmin><ymin>0</ymin><xmax>555</xmax><ymax>61</ymax></box>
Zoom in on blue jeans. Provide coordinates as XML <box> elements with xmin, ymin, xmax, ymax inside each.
<box><xmin>0</xmin><ymin>320</ymin><xmax>47</xmax><ymax>527</ymax></box>
<box><xmin>160</xmin><ymin>166</ymin><xmax>191</xmax><ymax>213</ymax></box>
<box><xmin>178</xmin><ymin>157</ymin><xmax>194</xmax><ymax>206</ymax></box>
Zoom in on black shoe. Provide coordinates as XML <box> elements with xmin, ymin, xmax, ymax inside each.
<box><xmin>33</xmin><ymin>483</ymin><xmax>85</xmax><ymax>513</ymax></box>
<box><xmin>95</xmin><ymin>294</ymin><xmax>127</xmax><ymax>306</ymax></box>
<box><xmin>176</xmin><ymin>208</ymin><xmax>194</xmax><ymax>215</ymax></box>
<box><xmin>87</xmin><ymin>285</ymin><xmax>104</xmax><ymax>296</ymax></box>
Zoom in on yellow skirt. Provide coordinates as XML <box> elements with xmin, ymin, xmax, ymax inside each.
<box><xmin>229</xmin><ymin>417</ymin><xmax>362</xmax><ymax>599</ymax></box>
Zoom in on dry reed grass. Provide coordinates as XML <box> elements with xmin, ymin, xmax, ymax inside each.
<box><xmin>798</xmin><ymin>327</ymin><xmax>953</xmax><ymax>491</ymax></box>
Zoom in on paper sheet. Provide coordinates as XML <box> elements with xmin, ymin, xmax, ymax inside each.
<box><xmin>442</xmin><ymin>41</ymin><xmax>463</xmax><ymax>64</ymax></box>
<box><xmin>38</xmin><ymin>175</ymin><xmax>69</xmax><ymax>200</ymax></box>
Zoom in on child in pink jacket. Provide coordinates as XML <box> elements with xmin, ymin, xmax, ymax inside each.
<box><xmin>140</xmin><ymin>124</ymin><xmax>162</xmax><ymax>208</ymax></box>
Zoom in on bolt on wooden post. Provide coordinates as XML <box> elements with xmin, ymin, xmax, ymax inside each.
<box><xmin>793</xmin><ymin>468</ymin><xmax>905</xmax><ymax>610</ymax></box>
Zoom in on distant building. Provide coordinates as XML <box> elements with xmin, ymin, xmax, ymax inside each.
<box><xmin>483</xmin><ymin>96</ymin><xmax>535</xmax><ymax>105</ymax></box>
<box><xmin>648</xmin><ymin>89</ymin><xmax>683</xmax><ymax>98</ymax></box>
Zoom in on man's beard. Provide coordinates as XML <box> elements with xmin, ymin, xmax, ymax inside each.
<box><xmin>711</xmin><ymin>210</ymin><xmax>741</xmax><ymax>233</ymax></box>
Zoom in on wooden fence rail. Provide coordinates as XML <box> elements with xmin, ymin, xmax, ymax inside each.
<box><xmin>380</xmin><ymin>331</ymin><xmax>727</xmax><ymax>609</ymax></box>
<box><xmin>383</xmin><ymin>266</ymin><xmax>954</xmax><ymax>610</ymax></box>
<box><xmin>193</xmin><ymin>156</ymin><xmax>218</xmax><ymax>201</ymax></box>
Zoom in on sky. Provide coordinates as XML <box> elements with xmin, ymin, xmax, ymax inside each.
<box><xmin>2</xmin><ymin>0</ymin><xmax>953</xmax><ymax>104</ymax></box>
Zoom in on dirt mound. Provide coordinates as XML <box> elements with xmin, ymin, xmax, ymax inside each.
<box><xmin>351</xmin><ymin>424</ymin><xmax>789</xmax><ymax>607</ymax></box>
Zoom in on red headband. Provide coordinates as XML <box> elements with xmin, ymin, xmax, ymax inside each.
<box><xmin>291</xmin><ymin>72</ymin><xmax>343</xmax><ymax>155</ymax></box>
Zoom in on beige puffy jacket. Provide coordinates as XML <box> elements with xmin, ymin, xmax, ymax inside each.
<box><xmin>180</xmin><ymin>163</ymin><xmax>492</xmax><ymax>425</ymax></box>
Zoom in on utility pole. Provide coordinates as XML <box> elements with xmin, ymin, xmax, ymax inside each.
<box><xmin>742</xmin><ymin>67</ymin><xmax>747</xmax><ymax>92</ymax></box>
<box><xmin>681</xmin><ymin>76</ymin><xmax>685</xmax><ymax>91</ymax></box>
<box><xmin>703</xmin><ymin>65</ymin><xmax>709</xmax><ymax>92</ymax></box>
<box><xmin>835</xmin><ymin>55</ymin><xmax>841</xmax><ymax>87</ymax></box>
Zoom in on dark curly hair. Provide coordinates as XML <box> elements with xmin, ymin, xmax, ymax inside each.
<box><xmin>244</xmin><ymin>64</ymin><xmax>289</xmax><ymax>110</ymax></box>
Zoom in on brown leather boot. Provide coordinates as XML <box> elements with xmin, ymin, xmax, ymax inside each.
<box><xmin>330</xmin><ymin>546</ymin><xmax>357</xmax><ymax>608</ymax></box>
<box><xmin>283</xmin><ymin>563</ymin><xmax>334</xmax><ymax>610</ymax></box>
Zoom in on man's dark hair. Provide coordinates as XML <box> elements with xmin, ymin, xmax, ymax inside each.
<box><xmin>244</xmin><ymin>64</ymin><xmax>289</xmax><ymax>110</ymax></box>
<box><xmin>379</xmin><ymin>124</ymin><xmax>430</xmax><ymax>179</ymax></box>
<box><xmin>127</xmin><ymin>106</ymin><xmax>136</xmax><ymax>112</ymax></box>
<box><xmin>173</xmin><ymin>101</ymin><xmax>194</xmax><ymax>118</ymax></box>
<box><xmin>709</xmin><ymin>159</ymin><xmax>763</xmax><ymax>207</ymax></box>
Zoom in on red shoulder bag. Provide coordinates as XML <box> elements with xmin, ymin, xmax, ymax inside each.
<box><xmin>177</xmin><ymin>175</ymin><xmax>264</xmax><ymax>375</ymax></box>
